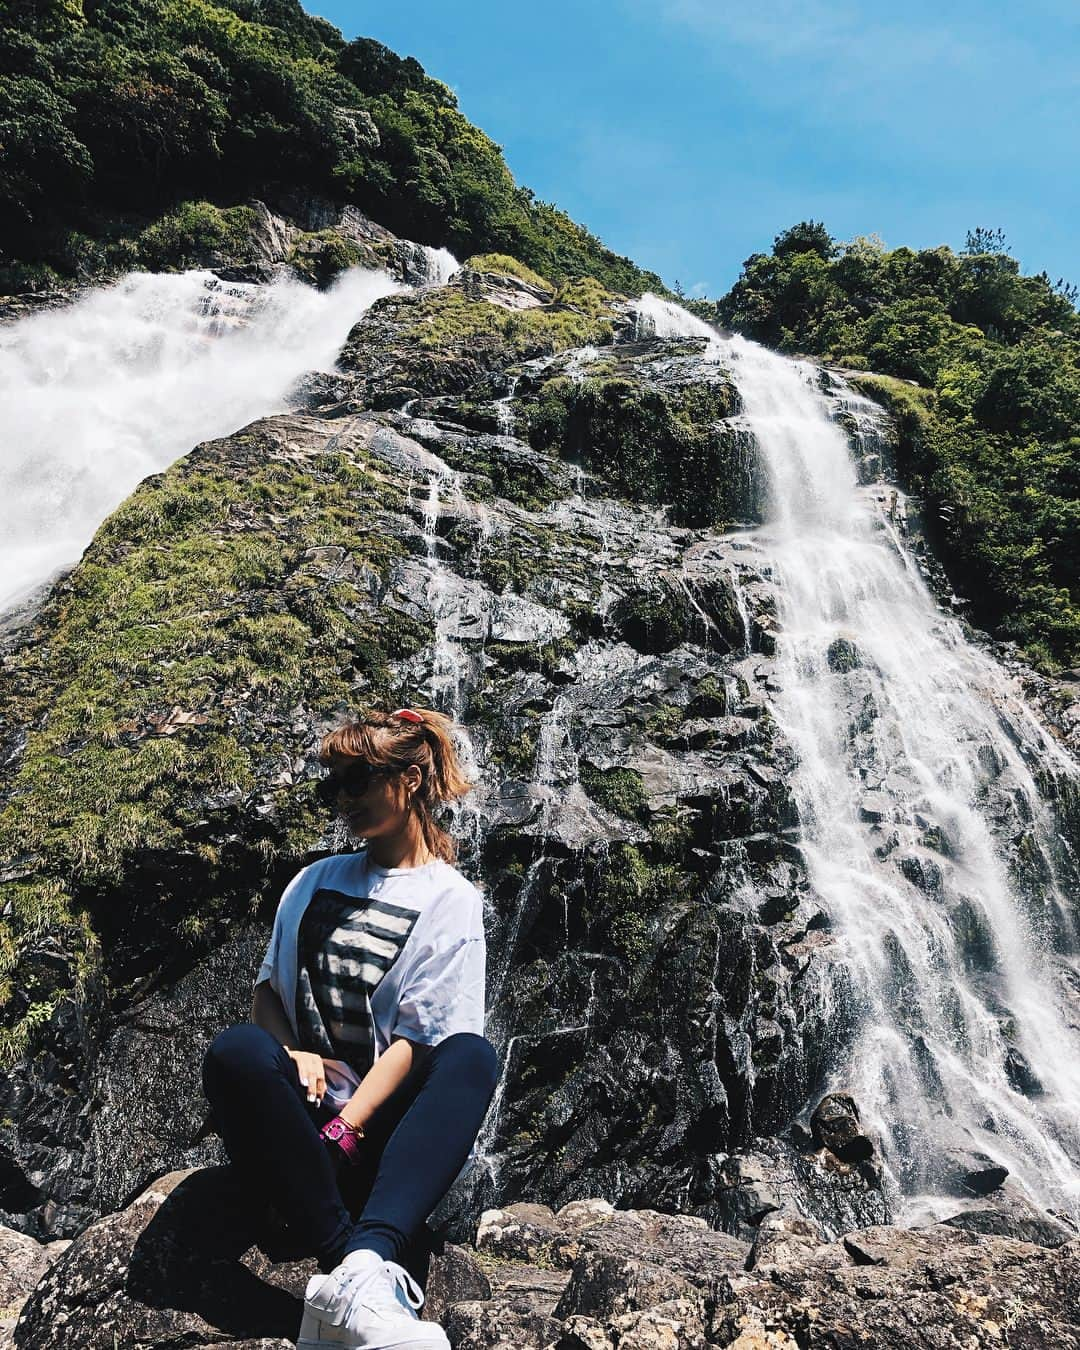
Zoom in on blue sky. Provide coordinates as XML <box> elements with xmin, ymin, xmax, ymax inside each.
<box><xmin>312</xmin><ymin>1</ymin><xmax>1079</xmax><ymax>297</ymax></box>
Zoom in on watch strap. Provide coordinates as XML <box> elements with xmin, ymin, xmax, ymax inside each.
<box><xmin>320</xmin><ymin>1115</ymin><xmax>366</xmax><ymax>1166</ymax></box>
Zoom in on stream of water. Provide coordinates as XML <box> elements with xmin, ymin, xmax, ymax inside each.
<box><xmin>0</xmin><ymin>265</ymin><xmax>412</xmax><ymax>610</ymax></box>
<box><xmin>639</xmin><ymin>294</ymin><xmax>1080</xmax><ymax>1218</ymax></box>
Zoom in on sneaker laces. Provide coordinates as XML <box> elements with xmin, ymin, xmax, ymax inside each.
<box><xmin>376</xmin><ymin>1260</ymin><xmax>424</xmax><ymax>1315</ymax></box>
<box><xmin>316</xmin><ymin>1254</ymin><xmax>425</xmax><ymax>1324</ymax></box>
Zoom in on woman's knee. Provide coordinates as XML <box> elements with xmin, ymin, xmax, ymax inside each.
<box><xmin>431</xmin><ymin>1032</ymin><xmax>500</xmax><ymax>1096</ymax></box>
<box><xmin>202</xmin><ymin>1023</ymin><xmax>284</xmax><ymax>1097</ymax></box>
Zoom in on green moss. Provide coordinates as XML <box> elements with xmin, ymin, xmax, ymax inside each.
<box><xmin>644</xmin><ymin>703</ymin><xmax>684</xmax><ymax>738</ymax></box>
<box><xmin>649</xmin><ymin>808</ymin><xmax>695</xmax><ymax>858</ymax></box>
<box><xmin>587</xmin><ymin>843</ymin><xmax>693</xmax><ymax>963</ymax></box>
<box><xmin>465</xmin><ymin>253</ymin><xmax>553</xmax><ymax>292</ymax></box>
<box><xmin>848</xmin><ymin>373</ymin><xmax>935</xmax><ymax>426</ymax></box>
<box><xmin>403</xmin><ymin>283</ymin><xmax>618</xmax><ymax>363</ymax></box>
<box><xmin>0</xmin><ymin>424</ymin><xmax>428</xmax><ymax>1064</ymax></box>
<box><xmin>406</xmin><ymin>288</ymin><xmax>506</xmax><ymax>351</ymax></box>
<box><xmin>433</xmin><ymin>439</ymin><xmax>562</xmax><ymax>514</ymax></box>
<box><xmin>524</xmin><ymin>371</ymin><xmax>745</xmax><ymax>527</ymax></box>
<box><xmin>288</xmin><ymin>229</ymin><xmax>375</xmax><ymax>286</ymax></box>
<box><xmin>580</xmin><ymin>764</ymin><xmax>648</xmax><ymax>820</ymax></box>
<box><xmin>485</xmin><ymin>636</ymin><xmax>577</xmax><ymax>678</ymax></box>
<box><xmin>490</xmin><ymin>723</ymin><xmax>538</xmax><ymax>779</ymax></box>
<box><xmin>688</xmin><ymin>674</ymin><xmax>729</xmax><ymax>717</ymax></box>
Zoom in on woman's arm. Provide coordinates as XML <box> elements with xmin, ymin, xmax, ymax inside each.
<box><xmin>252</xmin><ymin>980</ymin><xmax>326</xmax><ymax>1104</ymax></box>
<box><xmin>252</xmin><ymin>980</ymin><xmax>295</xmax><ymax>1045</ymax></box>
<box><xmin>338</xmin><ymin>1035</ymin><xmax>430</xmax><ymax>1131</ymax></box>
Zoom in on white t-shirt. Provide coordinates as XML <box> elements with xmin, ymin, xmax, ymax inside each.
<box><xmin>256</xmin><ymin>850</ymin><xmax>486</xmax><ymax>1109</ymax></box>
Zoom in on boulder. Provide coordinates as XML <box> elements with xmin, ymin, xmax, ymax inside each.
<box><xmin>943</xmin><ymin>1183</ymin><xmax>1076</xmax><ymax>1249</ymax></box>
<box><xmin>0</xmin><ymin>1226</ymin><xmax>67</xmax><ymax>1346</ymax></box>
<box><xmin>809</xmin><ymin>1092</ymin><xmax>876</xmax><ymax>1164</ymax></box>
<box><xmin>939</xmin><ymin>1147</ymin><xmax>1009</xmax><ymax>1198</ymax></box>
<box><xmin>12</xmin><ymin>1167</ymin><xmax>483</xmax><ymax>1350</ymax></box>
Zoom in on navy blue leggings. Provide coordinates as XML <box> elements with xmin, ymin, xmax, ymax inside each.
<box><xmin>202</xmin><ymin>1024</ymin><xmax>499</xmax><ymax>1272</ymax></box>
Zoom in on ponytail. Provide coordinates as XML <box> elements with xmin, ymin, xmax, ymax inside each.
<box><xmin>318</xmin><ymin>707</ymin><xmax>472</xmax><ymax>862</ymax></box>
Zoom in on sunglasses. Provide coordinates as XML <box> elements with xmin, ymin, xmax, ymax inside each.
<box><xmin>316</xmin><ymin>762</ymin><xmax>392</xmax><ymax>806</ymax></box>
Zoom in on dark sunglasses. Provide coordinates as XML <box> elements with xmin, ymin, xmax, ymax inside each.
<box><xmin>316</xmin><ymin>762</ymin><xmax>392</xmax><ymax>806</ymax></box>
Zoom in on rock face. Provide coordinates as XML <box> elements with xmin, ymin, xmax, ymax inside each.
<box><xmin>0</xmin><ymin>253</ymin><xmax>1077</xmax><ymax>1268</ymax></box>
<box><xmin>0</xmin><ymin>1224</ymin><xmax>67</xmax><ymax>1346</ymax></box>
<box><xmin>0</xmin><ymin>263</ymin><xmax>824</xmax><ymax>1243</ymax></box>
<box><xmin>14</xmin><ymin>1175</ymin><xmax>1080</xmax><ymax>1350</ymax></box>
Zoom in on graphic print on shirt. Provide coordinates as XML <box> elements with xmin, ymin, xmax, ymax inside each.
<box><xmin>294</xmin><ymin>888</ymin><xmax>420</xmax><ymax>1075</ymax></box>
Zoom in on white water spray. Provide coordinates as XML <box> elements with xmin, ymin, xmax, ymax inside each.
<box><xmin>637</xmin><ymin>293</ymin><xmax>1080</xmax><ymax>1217</ymax></box>
<box><xmin>0</xmin><ymin>266</ymin><xmax>402</xmax><ymax>609</ymax></box>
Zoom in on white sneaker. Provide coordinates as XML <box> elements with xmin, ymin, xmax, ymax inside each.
<box><xmin>297</xmin><ymin>1248</ymin><xmax>450</xmax><ymax>1350</ymax></box>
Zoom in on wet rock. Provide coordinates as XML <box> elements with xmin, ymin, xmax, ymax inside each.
<box><xmin>608</xmin><ymin>583</ymin><xmax>693</xmax><ymax>655</ymax></box>
<box><xmin>826</xmin><ymin>636</ymin><xmax>861</xmax><ymax>672</ymax></box>
<box><xmin>809</xmin><ymin>1092</ymin><xmax>876</xmax><ymax>1164</ymax></box>
<box><xmin>704</xmin><ymin>1140</ymin><xmax>888</xmax><ymax>1242</ymax></box>
<box><xmin>943</xmin><ymin>1182</ymin><xmax>1076</xmax><ymax>1249</ymax></box>
<box><xmin>940</xmin><ymin>1148</ymin><xmax>1010</xmax><ymax>1198</ymax></box>
<box><xmin>1004</xmin><ymin>1044</ymin><xmax>1044</xmax><ymax>1096</ymax></box>
<box><xmin>857</xmin><ymin>792</ymin><xmax>892</xmax><ymax>823</ymax></box>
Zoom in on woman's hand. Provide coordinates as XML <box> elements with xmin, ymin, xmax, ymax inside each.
<box><xmin>285</xmin><ymin>1048</ymin><xmax>326</xmax><ymax>1106</ymax></box>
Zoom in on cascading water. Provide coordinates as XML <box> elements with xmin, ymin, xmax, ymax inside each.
<box><xmin>0</xmin><ymin>266</ymin><xmax>402</xmax><ymax>610</ymax></box>
<box><xmin>637</xmin><ymin>293</ymin><xmax>1080</xmax><ymax>1219</ymax></box>
<box><xmin>409</xmin><ymin>244</ymin><xmax>459</xmax><ymax>288</ymax></box>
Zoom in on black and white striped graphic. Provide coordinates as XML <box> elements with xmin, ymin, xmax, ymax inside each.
<box><xmin>294</xmin><ymin>889</ymin><xmax>419</xmax><ymax>1074</ymax></box>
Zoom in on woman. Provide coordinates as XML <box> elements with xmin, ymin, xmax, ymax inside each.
<box><xmin>202</xmin><ymin>707</ymin><xmax>499</xmax><ymax>1350</ymax></box>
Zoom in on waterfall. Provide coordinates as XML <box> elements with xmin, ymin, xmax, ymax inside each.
<box><xmin>414</xmin><ymin>244</ymin><xmax>460</xmax><ymax>288</ymax></box>
<box><xmin>0</xmin><ymin>266</ymin><xmax>402</xmax><ymax>610</ymax></box>
<box><xmin>637</xmin><ymin>294</ymin><xmax>1080</xmax><ymax>1218</ymax></box>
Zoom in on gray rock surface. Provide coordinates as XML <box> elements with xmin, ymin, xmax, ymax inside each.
<box><xmin>15</xmin><ymin>1174</ymin><xmax>1080</xmax><ymax>1349</ymax></box>
<box><xmin>0</xmin><ymin>1225</ymin><xmax>67</xmax><ymax>1347</ymax></box>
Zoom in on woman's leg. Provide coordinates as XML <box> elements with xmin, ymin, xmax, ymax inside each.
<box><xmin>342</xmin><ymin>1032</ymin><xmax>500</xmax><ymax>1265</ymax></box>
<box><xmin>202</xmin><ymin>1023</ymin><xmax>353</xmax><ymax>1271</ymax></box>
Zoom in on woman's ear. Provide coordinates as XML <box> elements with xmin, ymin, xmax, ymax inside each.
<box><xmin>403</xmin><ymin>764</ymin><xmax>423</xmax><ymax>795</ymax></box>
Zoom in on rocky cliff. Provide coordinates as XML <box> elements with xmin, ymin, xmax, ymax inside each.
<box><xmin>1</xmin><ymin>239</ymin><xmax>1078</xmax><ymax>1347</ymax></box>
<box><xmin>0</xmin><ymin>251</ymin><xmax>887</xmax><ymax>1237</ymax></box>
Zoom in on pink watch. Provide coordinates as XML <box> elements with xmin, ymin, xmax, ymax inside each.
<box><xmin>320</xmin><ymin>1115</ymin><xmax>366</xmax><ymax>1166</ymax></box>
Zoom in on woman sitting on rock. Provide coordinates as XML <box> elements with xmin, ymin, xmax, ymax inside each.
<box><xmin>202</xmin><ymin>707</ymin><xmax>498</xmax><ymax>1350</ymax></box>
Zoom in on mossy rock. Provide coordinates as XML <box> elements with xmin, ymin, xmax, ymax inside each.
<box><xmin>826</xmin><ymin>637</ymin><xmax>861</xmax><ymax>673</ymax></box>
<box><xmin>524</xmin><ymin>370</ymin><xmax>751</xmax><ymax>527</ymax></box>
<box><xmin>0</xmin><ymin>412</ymin><xmax>429</xmax><ymax>1063</ymax></box>
<box><xmin>464</xmin><ymin>253</ymin><xmax>554</xmax><ymax>295</ymax></box>
<box><xmin>288</xmin><ymin>229</ymin><xmax>380</xmax><ymax>286</ymax></box>
<box><xmin>338</xmin><ymin>279</ymin><xmax>621</xmax><ymax>407</ymax></box>
<box><xmin>609</xmin><ymin>583</ymin><xmax>693</xmax><ymax>655</ymax></box>
<box><xmin>579</xmin><ymin>764</ymin><xmax>648</xmax><ymax>820</ymax></box>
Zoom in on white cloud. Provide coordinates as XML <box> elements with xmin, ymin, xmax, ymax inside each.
<box><xmin>633</xmin><ymin>0</ymin><xmax>1019</xmax><ymax>98</ymax></box>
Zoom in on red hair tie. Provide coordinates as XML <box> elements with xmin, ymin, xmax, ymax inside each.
<box><xmin>392</xmin><ymin>708</ymin><xmax>424</xmax><ymax>724</ymax></box>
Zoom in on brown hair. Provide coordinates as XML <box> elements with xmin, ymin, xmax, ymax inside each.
<box><xmin>318</xmin><ymin>707</ymin><xmax>472</xmax><ymax>862</ymax></box>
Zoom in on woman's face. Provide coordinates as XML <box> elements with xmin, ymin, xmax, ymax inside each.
<box><xmin>324</xmin><ymin>751</ymin><xmax>419</xmax><ymax>840</ymax></box>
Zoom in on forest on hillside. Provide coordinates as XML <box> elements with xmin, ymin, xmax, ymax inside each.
<box><xmin>0</xmin><ymin>0</ymin><xmax>661</xmax><ymax>293</ymax></box>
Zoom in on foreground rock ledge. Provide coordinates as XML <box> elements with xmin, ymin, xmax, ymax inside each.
<box><xmin>11</xmin><ymin>1168</ymin><xmax>1080</xmax><ymax>1349</ymax></box>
